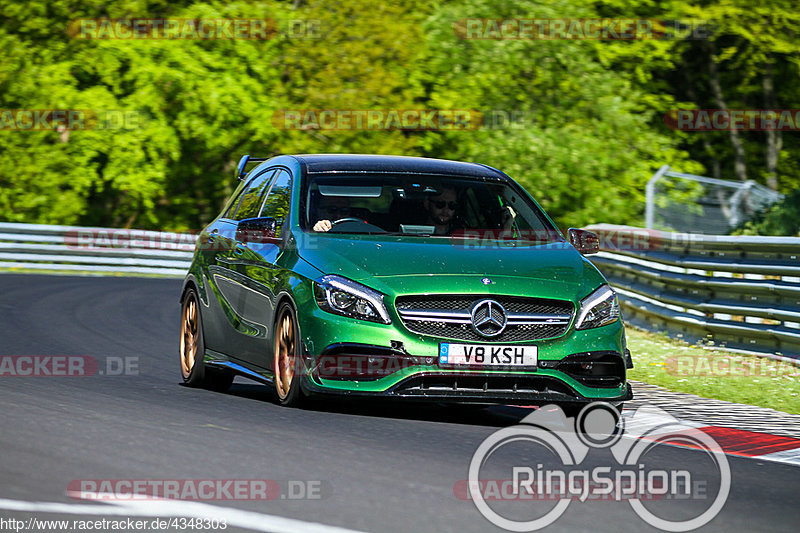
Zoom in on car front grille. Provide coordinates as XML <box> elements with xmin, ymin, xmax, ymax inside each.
<box><xmin>395</xmin><ymin>295</ymin><xmax>574</xmax><ymax>342</ymax></box>
<box><xmin>390</xmin><ymin>374</ymin><xmax>581</xmax><ymax>401</ymax></box>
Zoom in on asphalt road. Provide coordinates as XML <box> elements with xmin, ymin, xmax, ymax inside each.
<box><xmin>0</xmin><ymin>273</ymin><xmax>797</xmax><ymax>533</ymax></box>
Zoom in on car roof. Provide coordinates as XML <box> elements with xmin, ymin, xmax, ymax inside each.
<box><xmin>292</xmin><ymin>154</ymin><xmax>506</xmax><ymax>179</ymax></box>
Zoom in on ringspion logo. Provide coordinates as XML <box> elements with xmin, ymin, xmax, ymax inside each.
<box><xmin>466</xmin><ymin>404</ymin><xmax>730</xmax><ymax>531</ymax></box>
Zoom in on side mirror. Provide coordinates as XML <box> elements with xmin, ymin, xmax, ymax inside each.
<box><xmin>568</xmin><ymin>228</ymin><xmax>600</xmax><ymax>255</ymax></box>
<box><xmin>236</xmin><ymin>217</ymin><xmax>277</xmax><ymax>244</ymax></box>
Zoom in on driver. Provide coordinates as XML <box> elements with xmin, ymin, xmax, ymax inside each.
<box><xmin>312</xmin><ymin>196</ymin><xmax>352</xmax><ymax>232</ymax></box>
<box><xmin>423</xmin><ymin>187</ymin><xmax>459</xmax><ymax>235</ymax></box>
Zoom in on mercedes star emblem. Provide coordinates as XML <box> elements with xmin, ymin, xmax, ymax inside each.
<box><xmin>470</xmin><ymin>299</ymin><xmax>508</xmax><ymax>338</ymax></box>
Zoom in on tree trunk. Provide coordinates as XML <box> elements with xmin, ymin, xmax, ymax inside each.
<box><xmin>763</xmin><ymin>61</ymin><xmax>782</xmax><ymax>190</ymax></box>
<box><xmin>706</xmin><ymin>43</ymin><xmax>748</xmax><ymax>182</ymax></box>
<box><xmin>684</xmin><ymin>78</ymin><xmax>721</xmax><ymax>179</ymax></box>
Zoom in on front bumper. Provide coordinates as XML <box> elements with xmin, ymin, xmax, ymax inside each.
<box><xmin>302</xmin><ymin>371</ymin><xmax>633</xmax><ymax>405</ymax></box>
<box><xmin>296</xmin><ymin>300</ymin><xmax>631</xmax><ymax>403</ymax></box>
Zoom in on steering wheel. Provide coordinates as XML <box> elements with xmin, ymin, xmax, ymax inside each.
<box><xmin>328</xmin><ymin>217</ymin><xmax>385</xmax><ymax>233</ymax></box>
<box><xmin>331</xmin><ymin>217</ymin><xmax>365</xmax><ymax>226</ymax></box>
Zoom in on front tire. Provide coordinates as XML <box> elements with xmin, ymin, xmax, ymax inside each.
<box><xmin>273</xmin><ymin>303</ymin><xmax>304</xmax><ymax>407</ymax></box>
<box><xmin>180</xmin><ymin>288</ymin><xmax>234</xmax><ymax>392</ymax></box>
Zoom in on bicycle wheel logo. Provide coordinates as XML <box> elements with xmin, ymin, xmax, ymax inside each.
<box><xmin>467</xmin><ymin>403</ymin><xmax>730</xmax><ymax>532</ymax></box>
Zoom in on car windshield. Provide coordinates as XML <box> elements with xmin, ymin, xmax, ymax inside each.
<box><xmin>303</xmin><ymin>173</ymin><xmax>562</xmax><ymax>243</ymax></box>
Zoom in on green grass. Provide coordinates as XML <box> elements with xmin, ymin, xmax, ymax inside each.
<box><xmin>626</xmin><ymin>326</ymin><xmax>800</xmax><ymax>414</ymax></box>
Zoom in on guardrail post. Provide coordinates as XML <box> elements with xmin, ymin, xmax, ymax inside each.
<box><xmin>645</xmin><ymin>165</ymin><xmax>670</xmax><ymax>229</ymax></box>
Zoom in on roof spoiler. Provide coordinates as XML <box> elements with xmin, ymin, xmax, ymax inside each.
<box><xmin>236</xmin><ymin>155</ymin><xmax>268</xmax><ymax>181</ymax></box>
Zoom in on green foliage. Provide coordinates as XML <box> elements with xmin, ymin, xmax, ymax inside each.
<box><xmin>0</xmin><ymin>0</ymin><xmax>797</xmax><ymax>232</ymax></box>
<box><xmin>418</xmin><ymin>0</ymin><xmax>701</xmax><ymax>228</ymax></box>
<box><xmin>734</xmin><ymin>188</ymin><xmax>800</xmax><ymax>236</ymax></box>
<box><xmin>0</xmin><ymin>0</ymin><xmax>287</xmax><ymax>230</ymax></box>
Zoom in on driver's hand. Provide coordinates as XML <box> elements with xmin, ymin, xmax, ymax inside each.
<box><xmin>313</xmin><ymin>219</ymin><xmax>332</xmax><ymax>232</ymax></box>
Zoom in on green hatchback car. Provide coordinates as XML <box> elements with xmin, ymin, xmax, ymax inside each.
<box><xmin>179</xmin><ymin>154</ymin><xmax>633</xmax><ymax>409</ymax></box>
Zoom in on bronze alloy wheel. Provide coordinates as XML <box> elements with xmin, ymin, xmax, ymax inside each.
<box><xmin>179</xmin><ymin>288</ymin><xmax>234</xmax><ymax>391</ymax></box>
<box><xmin>180</xmin><ymin>293</ymin><xmax>199</xmax><ymax>379</ymax></box>
<box><xmin>273</xmin><ymin>304</ymin><xmax>303</xmax><ymax>405</ymax></box>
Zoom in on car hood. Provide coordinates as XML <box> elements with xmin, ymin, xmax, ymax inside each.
<box><xmin>297</xmin><ymin>234</ymin><xmax>606</xmax><ymax>300</ymax></box>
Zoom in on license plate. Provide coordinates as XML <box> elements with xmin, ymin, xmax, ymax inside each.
<box><xmin>438</xmin><ymin>343</ymin><xmax>537</xmax><ymax>368</ymax></box>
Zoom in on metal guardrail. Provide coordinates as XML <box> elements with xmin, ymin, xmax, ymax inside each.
<box><xmin>3</xmin><ymin>221</ymin><xmax>798</xmax><ymax>358</ymax></box>
<box><xmin>0</xmin><ymin>222</ymin><xmax>194</xmax><ymax>277</ymax></box>
<box><xmin>586</xmin><ymin>224</ymin><xmax>800</xmax><ymax>360</ymax></box>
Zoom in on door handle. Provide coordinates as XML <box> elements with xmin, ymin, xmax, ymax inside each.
<box><xmin>234</xmin><ymin>241</ymin><xmax>246</xmax><ymax>254</ymax></box>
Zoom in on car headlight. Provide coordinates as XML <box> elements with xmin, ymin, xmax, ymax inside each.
<box><xmin>575</xmin><ymin>285</ymin><xmax>620</xmax><ymax>330</ymax></box>
<box><xmin>313</xmin><ymin>275</ymin><xmax>391</xmax><ymax>324</ymax></box>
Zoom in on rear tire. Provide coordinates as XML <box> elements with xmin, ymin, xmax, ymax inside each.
<box><xmin>273</xmin><ymin>303</ymin><xmax>304</xmax><ymax>407</ymax></box>
<box><xmin>180</xmin><ymin>288</ymin><xmax>233</xmax><ymax>392</ymax></box>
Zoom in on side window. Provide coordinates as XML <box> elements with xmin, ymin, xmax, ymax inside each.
<box><xmin>222</xmin><ymin>182</ymin><xmax>247</xmax><ymax>219</ymax></box>
<box><xmin>260</xmin><ymin>169</ymin><xmax>292</xmax><ymax>237</ymax></box>
<box><xmin>232</xmin><ymin>170</ymin><xmax>276</xmax><ymax>221</ymax></box>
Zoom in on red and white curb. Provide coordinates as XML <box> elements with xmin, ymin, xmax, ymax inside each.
<box><xmin>621</xmin><ymin>410</ymin><xmax>800</xmax><ymax>467</ymax></box>
<box><xmin>496</xmin><ymin>405</ymin><xmax>800</xmax><ymax>468</ymax></box>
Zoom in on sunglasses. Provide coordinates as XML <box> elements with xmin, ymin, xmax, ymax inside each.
<box><xmin>432</xmin><ymin>200</ymin><xmax>458</xmax><ymax>210</ymax></box>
